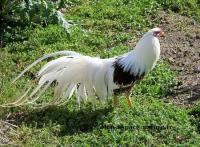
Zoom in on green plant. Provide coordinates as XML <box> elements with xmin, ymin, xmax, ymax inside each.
<box><xmin>16</xmin><ymin>0</ymin><xmax>71</xmax><ymax>29</ymax></box>
<box><xmin>134</xmin><ymin>61</ymin><xmax>177</xmax><ymax>98</ymax></box>
<box><xmin>189</xmin><ymin>102</ymin><xmax>200</xmax><ymax>133</ymax></box>
<box><xmin>0</xmin><ymin>0</ymin><xmax>71</xmax><ymax>47</ymax></box>
<box><xmin>156</xmin><ymin>0</ymin><xmax>200</xmax><ymax>21</ymax></box>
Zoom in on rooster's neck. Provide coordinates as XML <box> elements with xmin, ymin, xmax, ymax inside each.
<box><xmin>117</xmin><ymin>37</ymin><xmax>160</xmax><ymax>76</ymax></box>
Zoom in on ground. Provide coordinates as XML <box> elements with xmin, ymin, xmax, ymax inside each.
<box><xmin>158</xmin><ymin>11</ymin><xmax>200</xmax><ymax>106</ymax></box>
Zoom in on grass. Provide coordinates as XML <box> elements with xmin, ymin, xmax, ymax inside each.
<box><xmin>9</xmin><ymin>98</ymin><xmax>200</xmax><ymax>146</ymax></box>
<box><xmin>0</xmin><ymin>0</ymin><xmax>200</xmax><ymax>146</ymax></box>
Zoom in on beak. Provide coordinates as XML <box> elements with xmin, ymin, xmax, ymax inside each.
<box><xmin>159</xmin><ymin>30</ymin><xmax>165</xmax><ymax>37</ymax></box>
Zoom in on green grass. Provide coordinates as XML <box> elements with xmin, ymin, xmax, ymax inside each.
<box><xmin>0</xmin><ymin>0</ymin><xmax>200</xmax><ymax>146</ymax></box>
<box><xmin>156</xmin><ymin>0</ymin><xmax>200</xmax><ymax>21</ymax></box>
<box><xmin>9</xmin><ymin>98</ymin><xmax>200</xmax><ymax>146</ymax></box>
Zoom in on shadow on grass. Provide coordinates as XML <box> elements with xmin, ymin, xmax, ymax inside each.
<box><xmin>180</xmin><ymin>84</ymin><xmax>200</xmax><ymax>103</ymax></box>
<box><xmin>170</xmin><ymin>84</ymin><xmax>200</xmax><ymax>104</ymax></box>
<box><xmin>5</xmin><ymin>104</ymin><xmax>114</xmax><ymax>136</ymax></box>
<box><xmin>189</xmin><ymin>111</ymin><xmax>200</xmax><ymax>133</ymax></box>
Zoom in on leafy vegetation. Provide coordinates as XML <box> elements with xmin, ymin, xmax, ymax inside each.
<box><xmin>0</xmin><ymin>0</ymin><xmax>71</xmax><ymax>47</ymax></box>
<box><xmin>0</xmin><ymin>0</ymin><xmax>200</xmax><ymax>146</ymax></box>
<box><xmin>156</xmin><ymin>0</ymin><xmax>200</xmax><ymax>21</ymax></box>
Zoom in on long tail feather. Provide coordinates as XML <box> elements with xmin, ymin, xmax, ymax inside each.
<box><xmin>6</xmin><ymin>50</ymin><xmax>115</xmax><ymax>107</ymax></box>
<box><xmin>0</xmin><ymin>86</ymin><xmax>32</xmax><ymax>107</ymax></box>
<box><xmin>12</xmin><ymin>51</ymin><xmax>81</xmax><ymax>83</ymax></box>
<box><xmin>28</xmin><ymin>81</ymin><xmax>52</xmax><ymax>104</ymax></box>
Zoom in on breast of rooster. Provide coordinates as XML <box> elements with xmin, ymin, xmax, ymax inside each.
<box><xmin>112</xmin><ymin>57</ymin><xmax>145</xmax><ymax>94</ymax></box>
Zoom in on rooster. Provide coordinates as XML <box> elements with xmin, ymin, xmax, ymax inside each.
<box><xmin>10</xmin><ymin>28</ymin><xmax>164</xmax><ymax>108</ymax></box>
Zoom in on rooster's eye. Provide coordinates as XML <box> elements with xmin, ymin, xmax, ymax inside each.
<box><xmin>153</xmin><ymin>31</ymin><xmax>160</xmax><ymax>37</ymax></box>
<box><xmin>153</xmin><ymin>30</ymin><xmax>164</xmax><ymax>37</ymax></box>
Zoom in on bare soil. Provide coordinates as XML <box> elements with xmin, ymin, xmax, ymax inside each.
<box><xmin>158</xmin><ymin>11</ymin><xmax>200</xmax><ymax>106</ymax></box>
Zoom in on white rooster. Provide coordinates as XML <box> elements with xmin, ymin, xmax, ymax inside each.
<box><xmin>10</xmin><ymin>28</ymin><xmax>164</xmax><ymax>108</ymax></box>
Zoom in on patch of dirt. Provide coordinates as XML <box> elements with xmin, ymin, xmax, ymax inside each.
<box><xmin>0</xmin><ymin>119</ymin><xmax>17</xmax><ymax>146</ymax></box>
<box><xmin>158</xmin><ymin>11</ymin><xmax>200</xmax><ymax>106</ymax></box>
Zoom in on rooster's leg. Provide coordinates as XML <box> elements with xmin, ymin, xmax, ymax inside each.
<box><xmin>125</xmin><ymin>88</ymin><xmax>133</xmax><ymax>107</ymax></box>
<box><xmin>113</xmin><ymin>95</ymin><xmax>119</xmax><ymax>107</ymax></box>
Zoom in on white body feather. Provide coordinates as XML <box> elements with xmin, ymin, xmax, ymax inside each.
<box><xmin>11</xmin><ymin>28</ymin><xmax>161</xmax><ymax>107</ymax></box>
